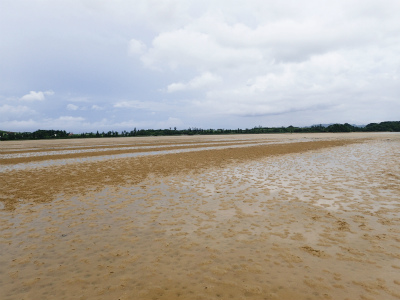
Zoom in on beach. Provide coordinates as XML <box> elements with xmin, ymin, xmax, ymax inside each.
<box><xmin>1</xmin><ymin>133</ymin><xmax>399</xmax><ymax>299</ymax></box>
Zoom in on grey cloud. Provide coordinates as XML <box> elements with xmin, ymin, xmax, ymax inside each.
<box><xmin>1</xmin><ymin>0</ymin><xmax>399</xmax><ymax>132</ymax></box>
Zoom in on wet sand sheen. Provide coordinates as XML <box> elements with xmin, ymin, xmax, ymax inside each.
<box><xmin>1</xmin><ymin>133</ymin><xmax>399</xmax><ymax>300</ymax></box>
<box><xmin>0</xmin><ymin>140</ymin><xmax>273</xmax><ymax>163</ymax></box>
<box><xmin>1</xmin><ymin>138</ymin><xmax>360</xmax><ymax>210</ymax></box>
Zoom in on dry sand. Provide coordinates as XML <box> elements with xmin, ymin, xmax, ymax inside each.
<box><xmin>1</xmin><ymin>133</ymin><xmax>399</xmax><ymax>299</ymax></box>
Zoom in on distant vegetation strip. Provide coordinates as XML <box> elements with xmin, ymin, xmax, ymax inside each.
<box><xmin>1</xmin><ymin>121</ymin><xmax>399</xmax><ymax>141</ymax></box>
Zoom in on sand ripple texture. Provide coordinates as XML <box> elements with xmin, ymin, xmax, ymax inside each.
<box><xmin>1</xmin><ymin>133</ymin><xmax>399</xmax><ymax>300</ymax></box>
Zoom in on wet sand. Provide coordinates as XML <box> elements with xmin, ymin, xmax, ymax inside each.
<box><xmin>1</xmin><ymin>133</ymin><xmax>399</xmax><ymax>299</ymax></box>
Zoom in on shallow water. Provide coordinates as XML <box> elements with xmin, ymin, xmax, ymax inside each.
<box><xmin>0</xmin><ymin>140</ymin><xmax>308</xmax><ymax>172</ymax></box>
<box><xmin>1</xmin><ymin>138</ymin><xmax>400</xmax><ymax>299</ymax></box>
<box><xmin>1</xmin><ymin>140</ymin><xmax>267</xmax><ymax>159</ymax></box>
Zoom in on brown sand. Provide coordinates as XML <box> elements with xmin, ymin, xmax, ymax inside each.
<box><xmin>1</xmin><ymin>133</ymin><xmax>399</xmax><ymax>299</ymax></box>
<box><xmin>0</xmin><ymin>140</ymin><xmax>279</xmax><ymax>165</ymax></box>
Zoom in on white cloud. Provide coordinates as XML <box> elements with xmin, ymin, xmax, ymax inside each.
<box><xmin>113</xmin><ymin>100</ymin><xmax>148</xmax><ymax>109</ymax></box>
<box><xmin>20</xmin><ymin>90</ymin><xmax>54</xmax><ymax>101</ymax></box>
<box><xmin>139</xmin><ymin>12</ymin><xmax>388</xmax><ymax>72</ymax></box>
<box><xmin>44</xmin><ymin>90</ymin><xmax>54</xmax><ymax>96</ymax></box>
<box><xmin>0</xmin><ymin>104</ymin><xmax>32</xmax><ymax>114</ymax></box>
<box><xmin>128</xmin><ymin>38</ymin><xmax>147</xmax><ymax>55</ymax></box>
<box><xmin>0</xmin><ymin>115</ymin><xmax>85</xmax><ymax>132</ymax></box>
<box><xmin>91</xmin><ymin>104</ymin><xmax>104</xmax><ymax>110</ymax></box>
<box><xmin>141</xmin><ymin>28</ymin><xmax>262</xmax><ymax>71</ymax></box>
<box><xmin>105</xmin><ymin>116</ymin><xmax>184</xmax><ymax>130</ymax></box>
<box><xmin>20</xmin><ymin>91</ymin><xmax>45</xmax><ymax>101</ymax></box>
<box><xmin>135</xmin><ymin>2</ymin><xmax>400</xmax><ymax>121</ymax></box>
<box><xmin>67</xmin><ymin>104</ymin><xmax>79</xmax><ymax>111</ymax></box>
<box><xmin>57</xmin><ymin>116</ymin><xmax>85</xmax><ymax>122</ymax></box>
<box><xmin>167</xmin><ymin>72</ymin><xmax>222</xmax><ymax>92</ymax></box>
<box><xmin>2</xmin><ymin>0</ymin><xmax>400</xmax><ymax>131</ymax></box>
<box><xmin>113</xmin><ymin>100</ymin><xmax>175</xmax><ymax>112</ymax></box>
<box><xmin>68</xmin><ymin>96</ymin><xmax>91</xmax><ymax>103</ymax></box>
<box><xmin>0</xmin><ymin>119</ymin><xmax>39</xmax><ymax>130</ymax></box>
<box><xmin>0</xmin><ymin>104</ymin><xmax>36</xmax><ymax>121</ymax></box>
<box><xmin>156</xmin><ymin>117</ymin><xmax>184</xmax><ymax>128</ymax></box>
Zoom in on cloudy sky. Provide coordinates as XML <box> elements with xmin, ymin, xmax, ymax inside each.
<box><xmin>1</xmin><ymin>0</ymin><xmax>399</xmax><ymax>133</ymax></box>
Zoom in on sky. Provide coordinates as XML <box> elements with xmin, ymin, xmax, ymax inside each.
<box><xmin>1</xmin><ymin>0</ymin><xmax>400</xmax><ymax>133</ymax></box>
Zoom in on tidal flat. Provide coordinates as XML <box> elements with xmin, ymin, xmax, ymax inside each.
<box><xmin>1</xmin><ymin>133</ymin><xmax>399</xmax><ymax>300</ymax></box>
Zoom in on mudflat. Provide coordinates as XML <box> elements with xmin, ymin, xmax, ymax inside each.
<box><xmin>1</xmin><ymin>133</ymin><xmax>399</xmax><ymax>299</ymax></box>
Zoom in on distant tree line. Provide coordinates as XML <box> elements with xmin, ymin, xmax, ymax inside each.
<box><xmin>0</xmin><ymin>129</ymin><xmax>69</xmax><ymax>141</ymax></box>
<box><xmin>1</xmin><ymin>121</ymin><xmax>399</xmax><ymax>141</ymax></box>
